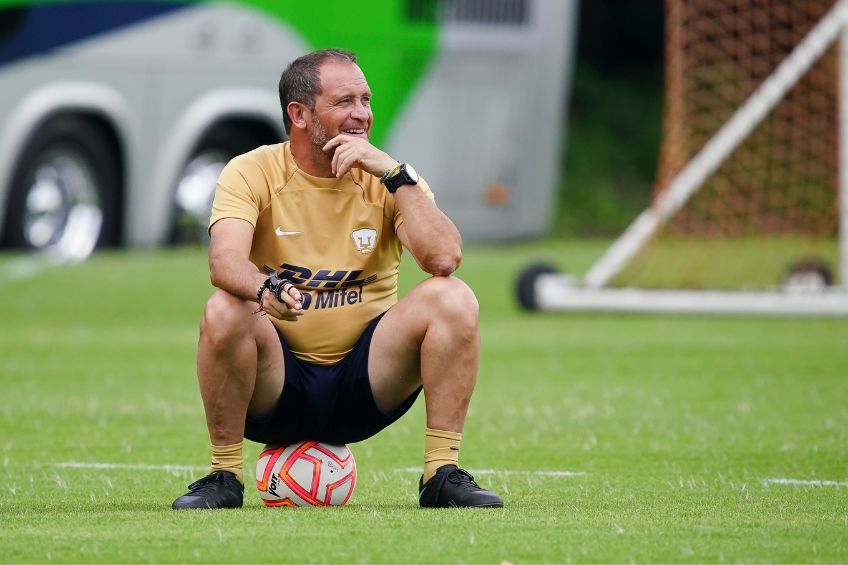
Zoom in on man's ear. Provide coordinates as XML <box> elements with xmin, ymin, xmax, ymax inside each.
<box><xmin>287</xmin><ymin>101</ymin><xmax>309</xmax><ymax>130</ymax></box>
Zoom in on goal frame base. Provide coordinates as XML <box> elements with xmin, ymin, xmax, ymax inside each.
<box><xmin>535</xmin><ymin>273</ymin><xmax>848</xmax><ymax>316</ymax></box>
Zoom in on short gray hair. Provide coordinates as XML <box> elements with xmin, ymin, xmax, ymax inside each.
<box><xmin>278</xmin><ymin>48</ymin><xmax>358</xmax><ymax>134</ymax></box>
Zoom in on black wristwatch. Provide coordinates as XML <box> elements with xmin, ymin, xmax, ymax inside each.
<box><xmin>381</xmin><ymin>162</ymin><xmax>419</xmax><ymax>193</ymax></box>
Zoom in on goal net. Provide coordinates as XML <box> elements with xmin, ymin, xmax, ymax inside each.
<box><xmin>524</xmin><ymin>0</ymin><xmax>848</xmax><ymax>315</ymax></box>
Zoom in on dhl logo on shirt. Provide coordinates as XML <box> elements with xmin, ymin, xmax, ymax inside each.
<box><xmin>265</xmin><ymin>263</ymin><xmax>378</xmax><ymax>311</ymax></box>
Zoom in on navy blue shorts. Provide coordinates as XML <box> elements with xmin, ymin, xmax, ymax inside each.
<box><xmin>244</xmin><ymin>313</ymin><xmax>421</xmax><ymax>445</ymax></box>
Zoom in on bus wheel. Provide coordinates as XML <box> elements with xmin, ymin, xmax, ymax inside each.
<box><xmin>2</xmin><ymin>116</ymin><xmax>119</xmax><ymax>259</ymax></box>
<box><xmin>172</xmin><ymin>127</ymin><xmax>262</xmax><ymax>244</ymax></box>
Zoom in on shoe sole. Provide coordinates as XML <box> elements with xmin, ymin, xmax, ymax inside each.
<box><xmin>420</xmin><ymin>501</ymin><xmax>504</xmax><ymax>509</ymax></box>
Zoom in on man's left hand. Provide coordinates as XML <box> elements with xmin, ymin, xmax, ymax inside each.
<box><xmin>323</xmin><ymin>135</ymin><xmax>396</xmax><ymax>179</ymax></box>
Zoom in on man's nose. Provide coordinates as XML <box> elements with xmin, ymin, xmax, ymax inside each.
<box><xmin>351</xmin><ymin>101</ymin><xmax>370</xmax><ymax>120</ymax></box>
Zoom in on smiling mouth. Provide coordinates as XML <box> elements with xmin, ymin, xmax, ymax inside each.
<box><xmin>343</xmin><ymin>129</ymin><xmax>367</xmax><ymax>136</ymax></box>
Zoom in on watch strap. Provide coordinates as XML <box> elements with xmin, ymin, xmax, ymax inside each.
<box><xmin>383</xmin><ymin>163</ymin><xmax>416</xmax><ymax>193</ymax></box>
<box><xmin>380</xmin><ymin>162</ymin><xmax>402</xmax><ymax>184</ymax></box>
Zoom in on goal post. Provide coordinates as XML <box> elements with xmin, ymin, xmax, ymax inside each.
<box><xmin>840</xmin><ymin>1</ymin><xmax>848</xmax><ymax>290</ymax></box>
<box><xmin>519</xmin><ymin>0</ymin><xmax>848</xmax><ymax>316</ymax></box>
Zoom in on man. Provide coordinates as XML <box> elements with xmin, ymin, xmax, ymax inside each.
<box><xmin>172</xmin><ymin>48</ymin><xmax>503</xmax><ymax>510</ymax></box>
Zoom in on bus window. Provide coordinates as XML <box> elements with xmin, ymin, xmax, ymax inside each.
<box><xmin>0</xmin><ymin>8</ymin><xmax>26</xmax><ymax>47</ymax></box>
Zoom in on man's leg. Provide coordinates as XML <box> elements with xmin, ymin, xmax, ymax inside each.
<box><xmin>368</xmin><ymin>276</ymin><xmax>503</xmax><ymax>508</ymax></box>
<box><xmin>173</xmin><ymin>289</ymin><xmax>286</xmax><ymax>509</ymax></box>
<box><xmin>368</xmin><ymin>276</ymin><xmax>478</xmax><ymax>430</ymax></box>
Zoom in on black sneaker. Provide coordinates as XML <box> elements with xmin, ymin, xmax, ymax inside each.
<box><xmin>172</xmin><ymin>471</ymin><xmax>244</xmax><ymax>510</ymax></box>
<box><xmin>418</xmin><ymin>465</ymin><xmax>504</xmax><ymax>508</ymax></box>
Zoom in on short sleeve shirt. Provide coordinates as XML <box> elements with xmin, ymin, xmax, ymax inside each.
<box><xmin>209</xmin><ymin>142</ymin><xmax>435</xmax><ymax>365</ymax></box>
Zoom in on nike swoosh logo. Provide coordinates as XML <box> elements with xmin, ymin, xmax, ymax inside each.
<box><xmin>275</xmin><ymin>227</ymin><xmax>302</xmax><ymax>237</ymax></box>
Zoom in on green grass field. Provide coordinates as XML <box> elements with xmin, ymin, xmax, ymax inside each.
<box><xmin>1</xmin><ymin>240</ymin><xmax>846</xmax><ymax>563</ymax></box>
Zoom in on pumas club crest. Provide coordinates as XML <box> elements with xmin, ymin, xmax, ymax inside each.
<box><xmin>351</xmin><ymin>227</ymin><xmax>377</xmax><ymax>254</ymax></box>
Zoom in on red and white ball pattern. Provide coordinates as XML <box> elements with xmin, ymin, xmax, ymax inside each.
<box><xmin>256</xmin><ymin>441</ymin><xmax>356</xmax><ymax>507</ymax></box>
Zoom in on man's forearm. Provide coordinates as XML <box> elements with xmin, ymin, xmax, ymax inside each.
<box><xmin>395</xmin><ymin>186</ymin><xmax>462</xmax><ymax>275</ymax></box>
<box><xmin>209</xmin><ymin>248</ymin><xmax>267</xmax><ymax>302</ymax></box>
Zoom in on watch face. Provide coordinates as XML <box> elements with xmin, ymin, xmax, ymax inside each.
<box><xmin>403</xmin><ymin>163</ymin><xmax>419</xmax><ymax>183</ymax></box>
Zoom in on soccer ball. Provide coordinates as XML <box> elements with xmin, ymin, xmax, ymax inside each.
<box><xmin>255</xmin><ymin>441</ymin><xmax>356</xmax><ymax>507</ymax></box>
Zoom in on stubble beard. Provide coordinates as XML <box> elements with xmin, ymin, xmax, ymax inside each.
<box><xmin>309</xmin><ymin>115</ymin><xmax>333</xmax><ymax>149</ymax></box>
<box><xmin>307</xmin><ymin>116</ymin><xmax>335</xmax><ymax>171</ymax></box>
<box><xmin>306</xmin><ymin>113</ymin><xmax>370</xmax><ymax>175</ymax></box>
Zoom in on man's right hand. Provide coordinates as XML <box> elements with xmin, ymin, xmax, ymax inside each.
<box><xmin>207</xmin><ymin>219</ymin><xmax>305</xmax><ymax>321</ymax></box>
<box><xmin>260</xmin><ymin>282</ymin><xmax>305</xmax><ymax>321</ymax></box>
<box><xmin>322</xmin><ymin>134</ymin><xmax>396</xmax><ymax>179</ymax></box>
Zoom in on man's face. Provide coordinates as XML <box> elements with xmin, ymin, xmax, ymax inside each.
<box><xmin>308</xmin><ymin>60</ymin><xmax>373</xmax><ymax>149</ymax></box>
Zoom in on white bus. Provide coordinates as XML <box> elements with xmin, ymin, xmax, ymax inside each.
<box><xmin>0</xmin><ymin>0</ymin><xmax>576</xmax><ymax>258</ymax></box>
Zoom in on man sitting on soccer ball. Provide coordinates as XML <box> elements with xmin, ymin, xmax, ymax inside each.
<box><xmin>172</xmin><ymin>48</ymin><xmax>503</xmax><ymax>509</ymax></box>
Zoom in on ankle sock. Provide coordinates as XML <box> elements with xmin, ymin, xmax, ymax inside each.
<box><xmin>423</xmin><ymin>427</ymin><xmax>461</xmax><ymax>483</ymax></box>
<box><xmin>211</xmin><ymin>441</ymin><xmax>244</xmax><ymax>484</ymax></box>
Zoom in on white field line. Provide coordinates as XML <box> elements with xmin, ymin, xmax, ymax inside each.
<box><xmin>0</xmin><ymin>249</ymin><xmax>91</xmax><ymax>287</ymax></box>
<box><xmin>393</xmin><ymin>467</ymin><xmax>585</xmax><ymax>477</ymax></box>
<box><xmin>0</xmin><ymin>256</ymin><xmax>50</xmax><ymax>286</ymax></box>
<box><xmin>54</xmin><ymin>464</ymin><xmax>848</xmax><ymax>487</ymax></box>
<box><xmin>763</xmin><ymin>478</ymin><xmax>848</xmax><ymax>487</ymax></box>
<box><xmin>57</xmin><ymin>462</ymin><xmax>207</xmax><ymax>472</ymax></box>
<box><xmin>55</xmin><ymin>461</ymin><xmax>585</xmax><ymax>478</ymax></box>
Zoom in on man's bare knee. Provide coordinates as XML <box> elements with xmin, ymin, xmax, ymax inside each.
<box><xmin>200</xmin><ymin>290</ymin><xmax>255</xmax><ymax>347</ymax></box>
<box><xmin>416</xmin><ymin>276</ymin><xmax>479</xmax><ymax>329</ymax></box>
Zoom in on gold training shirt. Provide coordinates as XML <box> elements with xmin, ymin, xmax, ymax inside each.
<box><xmin>209</xmin><ymin>142</ymin><xmax>435</xmax><ymax>366</ymax></box>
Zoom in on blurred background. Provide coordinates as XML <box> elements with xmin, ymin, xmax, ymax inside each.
<box><xmin>1</xmin><ymin>0</ymin><xmax>842</xmax><ymax>298</ymax></box>
<box><xmin>0</xmin><ymin>0</ymin><xmax>664</xmax><ymax>261</ymax></box>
